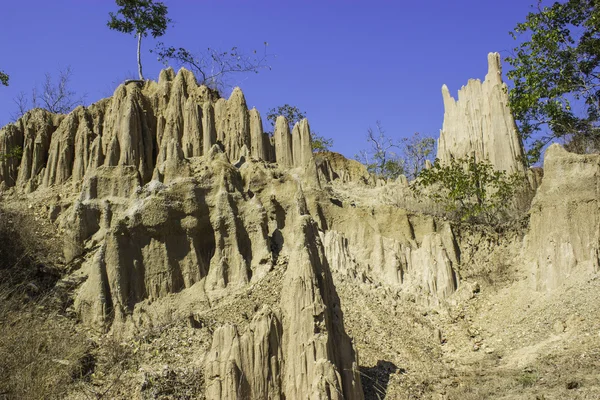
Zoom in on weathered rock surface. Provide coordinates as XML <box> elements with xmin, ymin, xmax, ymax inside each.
<box><xmin>524</xmin><ymin>144</ymin><xmax>600</xmax><ymax>291</ymax></box>
<box><xmin>321</xmin><ymin>209</ymin><xmax>459</xmax><ymax>306</ymax></box>
<box><xmin>205</xmin><ymin>210</ymin><xmax>362</xmax><ymax>399</ymax></box>
<box><xmin>0</xmin><ymin>109</ymin><xmax>64</xmax><ymax>190</ymax></box>
<box><xmin>64</xmin><ymin>142</ymin><xmax>364</xmax><ymax>397</ymax></box>
<box><xmin>205</xmin><ymin>307</ymin><xmax>284</xmax><ymax>399</ymax></box>
<box><xmin>3</xmin><ymin>63</ymin><xmax>600</xmax><ymax>400</ymax></box>
<box><xmin>316</xmin><ymin>151</ymin><xmax>379</xmax><ymax>186</ymax></box>
<box><xmin>273</xmin><ymin>116</ymin><xmax>293</xmax><ymax>168</ymax></box>
<box><xmin>1</xmin><ymin>67</ymin><xmax>548</xmax><ymax>399</ymax></box>
<box><xmin>0</xmin><ymin>68</ymin><xmax>311</xmax><ymax>193</ymax></box>
<box><xmin>438</xmin><ymin>52</ymin><xmax>526</xmax><ymax>173</ymax></box>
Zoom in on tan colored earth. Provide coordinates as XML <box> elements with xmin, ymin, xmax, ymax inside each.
<box><xmin>0</xmin><ymin>61</ymin><xmax>599</xmax><ymax>399</ymax></box>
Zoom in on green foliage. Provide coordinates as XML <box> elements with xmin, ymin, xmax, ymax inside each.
<box><xmin>412</xmin><ymin>156</ymin><xmax>522</xmax><ymax>224</ymax></box>
<box><xmin>506</xmin><ymin>0</ymin><xmax>600</xmax><ymax>164</ymax></box>
<box><xmin>266</xmin><ymin>104</ymin><xmax>306</xmax><ymax>128</ymax></box>
<box><xmin>0</xmin><ymin>146</ymin><xmax>23</xmax><ymax>162</ymax></box>
<box><xmin>107</xmin><ymin>0</ymin><xmax>171</xmax><ymax>79</ymax></box>
<box><xmin>266</xmin><ymin>104</ymin><xmax>334</xmax><ymax>152</ymax></box>
<box><xmin>107</xmin><ymin>0</ymin><xmax>170</xmax><ymax>38</ymax></box>
<box><xmin>0</xmin><ymin>70</ymin><xmax>8</xmax><ymax>86</ymax></box>
<box><xmin>153</xmin><ymin>42</ymin><xmax>272</xmax><ymax>93</ymax></box>
<box><xmin>311</xmin><ymin>134</ymin><xmax>334</xmax><ymax>152</ymax></box>
<box><xmin>516</xmin><ymin>370</ymin><xmax>539</xmax><ymax>388</ymax></box>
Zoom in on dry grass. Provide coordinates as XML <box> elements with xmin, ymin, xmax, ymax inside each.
<box><xmin>0</xmin><ymin>206</ymin><xmax>90</xmax><ymax>399</ymax></box>
<box><xmin>0</xmin><ymin>302</ymin><xmax>90</xmax><ymax>399</ymax></box>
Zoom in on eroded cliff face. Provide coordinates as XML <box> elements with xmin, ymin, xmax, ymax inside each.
<box><xmin>438</xmin><ymin>52</ymin><xmax>526</xmax><ymax>173</ymax></box>
<box><xmin>524</xmin><ymin>144</ymin><xmax>600</xmax><ymax>291</ymax></box>
<box><xmin>0</xmin><ymin>68</ymin><xmax>318</xmax><ymax>195</ymax></box>
<box><xmin>0</xmin><ymin>68</ymin><xmax>495</xmax><ymax>399</ymax></box>
<box><xmin>0</xmin><ymin>68</ymin><xmax>369</xmax><ymax>399</ymax></box>
<box><xmin>320</xmin><ymin>208</ymin><xmax>459</xmax><ymax>307</ymax></box>
<box><xmin>0</xmin><ymin>67</ymin><xmax>466</xmax><ymax>313</ymax></box>
<box><xmin>3</xmin><ymin>60</ymin><xmax>600</xmax><ymax>399</ymax></box>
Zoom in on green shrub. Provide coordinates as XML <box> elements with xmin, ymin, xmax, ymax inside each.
<box><xmin>516</xmin><ymin>371</ymin><xmax>538</xmax><ymax>388</ymax></box>
<box><xmin>412</xmin><ymin>156</ymin><xmax>523</xmax><ymax>225</ymax></box>
<box><xmin>0</xmin><ymin>145</ymin><xmax>23</xmax><ymax>162</ymax></box>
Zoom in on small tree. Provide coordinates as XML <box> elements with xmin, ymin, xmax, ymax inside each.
<box><xmin>412</xmin><ymin>156</ymin><xmax>522</xmax><ymax>224</ymax></box>
<box><xmin>356</xmin><ymin>123</ymin><xmax>436</xmax><ymax>181</ymax></box>
<box><xmin>0</xmin><ymin>146</ymin><xmax>23</xmax><ymax>162</ymax></box>
<box><xmin>355</xmin><ymin>121</ymin><xmax>405</xmax><ymax>180</ymax></box>
<box><xmin>0</xmin><ymin>70</ymin><xmax>8</xmax><ymax>86</ymax></box>
<box><xmin>154</xmin><ymin>42</ymin><xmax>272</xmax><ymax>93</ymax></box>
<box><xmin>266</xmin><ymin>104</ymin><xmax>334</xmax><ymax>152</ymax></box>
<box><xmin>310</xmin><ymin>133</ymin><xmax>334</xmax><ymax>153</ymax></box>
<box><xmin>107</xmin><ymin>0</ymin><xmax>171</xmax><ymax>80</ymax></box>
<box><xmin>11</xmin><ymin>67</ymin><xmax>85</xmax><ymax>120</ymax></box>
<box><xmin>401</xmin><ymin>132</ymin><xmax>436</xmax><ymax>180</ymax></box>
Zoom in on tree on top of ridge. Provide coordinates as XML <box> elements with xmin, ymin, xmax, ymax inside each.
<box><xmin>107</xmin><ymin>0</ymin><xmax>171</xmax><ymax>80</ymax></box>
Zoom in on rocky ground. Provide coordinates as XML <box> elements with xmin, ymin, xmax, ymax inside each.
<box><xmin>2</xmin><ymin>174</ymin><xmax>599</xmax><ymax>400</ymax></box>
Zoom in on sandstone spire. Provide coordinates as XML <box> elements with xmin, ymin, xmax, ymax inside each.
<box><xmin>292</xmin><ymin>119</ymin><xmax>313</xmax><ymax>167</ymax></box>
<box><xmin>202</xmin><ymin>102</ymin><xmax>217</xmax><ymax>155</ymax></box>
<box><xmin>249</xmin><ymin>108</ymin><xmax>268</xmax><ymax>160</ymax></box>
<box><xmin>437</xmin><ymin>52</ymin><xmax>526</xmax><ymax>173</ymax></box>
<box><xmin>0</xmin><ymin>68</ymin><xmax>321</xmax><ymax>194</ymax></box>
<box><xmin>273</xmin><ymin>116</ymin><xmax>293</xmax><ymax>168</ymax></box>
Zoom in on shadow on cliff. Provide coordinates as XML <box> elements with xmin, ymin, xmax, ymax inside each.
<box><xmin>360</xmin><ymin>360</ymin><xmax>401</xmax><ymax>399</ymax></box>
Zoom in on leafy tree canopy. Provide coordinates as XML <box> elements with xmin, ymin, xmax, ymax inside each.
<box><xmin>506</xmin><ymin>0</ymin><xmax>600</xmax><ymax>163</ymax></box>
<box><xmin>107</xmin><ymin>0</ymin><xmax>170</xmax><ymax>38</ymax></box>
<box><xmin>107</xmin><ymin>0</ymin><xmax>171</xmax><ymax>80</ymax></box>
<box><xmin>266</xmin><ymin>104</ymin><xmax>306</xmax><ymax>129</ymax></box>
<box><xmin>0</xmin><ymin>71</ymin><xmax>8</xmax><ymax>86</ymax></box>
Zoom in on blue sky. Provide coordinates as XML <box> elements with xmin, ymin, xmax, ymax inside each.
<box><xmin>0</xmin><ymin>0</ymin><xmax>536</xmax><ymax>159</ymax></box>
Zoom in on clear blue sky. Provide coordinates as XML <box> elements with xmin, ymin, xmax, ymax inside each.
<box><xmin>0</xmin><ymin>0</ymin><xmax>536</xmax><ymax>159</ymax></box>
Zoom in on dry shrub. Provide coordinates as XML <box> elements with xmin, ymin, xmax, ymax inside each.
<box><xmin>0</xmin><ymin>207</ymin><xmax>90</xmax><ymax>399</ymax></box>
<box><xmin>0</xmin><ymin>207</ymin><xmax>62</xmax><ymax>290</ymax></box>
<box><xmin>0</xmin><ymin>304</ymin><xmax>90</xmax><ymax>399</ymax></box>
<box><xmin>140</xmin><ymin>367</ymin><xmax>205</xmax><ymax>400</ymax></box>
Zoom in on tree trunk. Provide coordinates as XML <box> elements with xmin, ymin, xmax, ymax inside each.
<box><xmin>137</xmin><ymin>32</ymin><xmax>144</xmax><ymax>80</ymax></box>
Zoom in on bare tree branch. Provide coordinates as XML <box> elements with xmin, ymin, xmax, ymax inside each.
<box><xmin>356</xmin><ymin>121</ymin><xmax>404</xmax><ymax>179</ymax></box>
<box><xmin>40</xmin><ymin>67</ymin><xmax>86</xmax><ymax>114</ymax></box>
<box><xmin>153</xmin><ymin>42</ymin><xmax>272</xmax><ymax>93</ymax></box>
<box><xmin>10</xmin><ymin>91</ymin><xmax>30</xmax><ymax>122</ymax></box>
<box><xmin>11</xmin><ymin>67</ymin><xmax>86</xmax><ymax>120</ymax></box>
